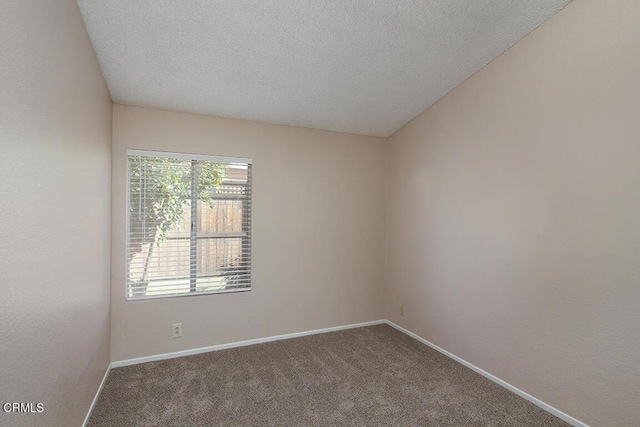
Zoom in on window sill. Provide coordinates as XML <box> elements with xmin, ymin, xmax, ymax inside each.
<box><xmin>126</xmin><ymin>286</ymin><xmax>251</xmax><ymax>302</ymax></box>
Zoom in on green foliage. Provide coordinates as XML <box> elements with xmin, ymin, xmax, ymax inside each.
<box><xmin>129</xmin><ymin>157</ymin><xmax>225</xmax><ymax>245</ymax></box>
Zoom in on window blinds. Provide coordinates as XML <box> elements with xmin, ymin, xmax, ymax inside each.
<box><xmin>126</xmin><ymin>150</ymin><xmax>252</xmax><ymax>299</ymax></box>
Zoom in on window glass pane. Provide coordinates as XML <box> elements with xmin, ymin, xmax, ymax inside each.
<box><xmin>127</xmin><ymin>152</ymin><xmax>251</xmax><ymax>299</ymax></box>
<box><xmin>197</xmin><ymin>236</ymin><xmax>247</xmax><ymax>290</ymax></box>
<box><xmin>128</xmin><ymin>157</ymin><xmax>192</xmax><ymax>298</ymax></box>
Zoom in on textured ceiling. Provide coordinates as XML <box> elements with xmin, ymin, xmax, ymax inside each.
<box><xmin>78</xmin><ymin>0</ymin><xmax>570</xmax><ymax>137</ymax></box>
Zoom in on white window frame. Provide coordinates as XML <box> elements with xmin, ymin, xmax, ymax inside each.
<box><xmin>125</xmin><ymin>149</ymin><xmax>252</xmax><ymax>301</ymax></box>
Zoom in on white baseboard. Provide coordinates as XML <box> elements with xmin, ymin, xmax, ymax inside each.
<box><xmin>384</xmin><ymin>320</ymin><xmax>588</xmax><ymax>427</ymax></box>
<box><xmin>82</xmin><ymin>362</ymin><xmax>111</xmax><ymax>427</ymax></box>
<box><xmin>111</xmin><ymin>319</ymin><xmax>386</xmax><ymax>368</ymax></box>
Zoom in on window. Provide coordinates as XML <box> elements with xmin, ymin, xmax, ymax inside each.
<box><xmin>126</xmin><ymin>150</ymin><xmax>252</xmax><ymax>299</ymax></box>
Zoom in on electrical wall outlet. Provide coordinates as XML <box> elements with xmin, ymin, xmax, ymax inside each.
<box><xmin>400</xmin><ymin>306</ymin><xmax>405</xmax><ymax>316</ymax></box>
<box><xmin>172</xmin><ymin>322</ymin><xmax>182</xmax><ymax>338</ymax></box>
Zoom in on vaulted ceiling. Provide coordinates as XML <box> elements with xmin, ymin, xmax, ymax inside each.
<box><xmin>78</xmin><ymin>0</ymin><xmax>570</xmax><ymax>137</ymax></box>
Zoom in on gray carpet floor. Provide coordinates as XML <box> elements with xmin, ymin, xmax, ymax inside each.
<box><xmin>88</xmin><ymin>324</ymin><xmax>568</xmax><ymax>426</ymax></box>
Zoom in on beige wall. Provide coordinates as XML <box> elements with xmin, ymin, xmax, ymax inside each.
<box><xmin>111</xmin><ymin>105</ymin><xmax>386</xmax><ymax>361</ymax></box>
<box><xmin>0</xmin><ymin>1</ymin><xmax>112</xmax><ymax>426</ymax></box>
<box><xmin>386</xmin><ymin>0</ymin><xmax>640</xmax><ymax>425</ymax></box>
